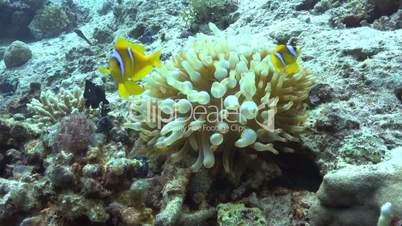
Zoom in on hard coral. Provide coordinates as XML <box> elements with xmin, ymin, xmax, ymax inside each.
<box><xmin>27</xmin><ymin>86</ymin><xmax>92</xmax><ymax>130</ymax></box>
<box><xmin>53</xmin><ymin>112</ymin><xmax>96</xmax><ymax>153</ymax></box>
<box><xmin>128</xmin><ymin>23</ymin><xmax>314</xmax><ymax>173</ymax></box>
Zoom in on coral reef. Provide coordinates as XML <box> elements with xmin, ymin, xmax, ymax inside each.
<box><xmin>3</xmin><ymin>41</ymin><xmax>32</xmax><ymax>68</ymax></box>
<box><xmin>0</xmin><ymin>118</ymin><xmax>35</xmax><ymax>149</ymax></box>
<box><xmin>29</xmin><ymin>3</ymin><xmax>71</xmax><ymax>39</ymax></box>
<box><xmin>0</xmin><ymin>0</ymin><xmax>47</xmax><ymax>40</ymax></box>
<box><xmin>183</xmin><ymin>0</ymin><xmax>239</xmax><ymax>32</ymax></box>
<box><xmin>217</xmin><ymin>202</ymin><xmax>267</xmax><ymax>226</ymax></box>
<box><xmin>0</xmin><ymin>0</ymin><xmax>402</xmax><ymax>225</ymax></box>
<box><xmin>26</xmin><ymin>86</ymin><xmax>92</xmax><ymax>130</ymax></box>
<box><xmin>309</xmin><ymin>147</ymin><xmax>402</xmax><ymax>226</ymax></box>
<box><xmin>313</xmin><ymin>0</ymin><xmax>401</xmax><ymax>29</ymax></box>
<box><xmin>128</xmin><ymin>23</ymin><xmax>314</xmax><ymax>172</ymax></box>
<box><xmin>53</xmin><ymin>112</ymin><xmax>96</xmax><ymax>153</ymax></box>
<box><xmin>0</xmin><ymin>136</ymin><xmax>154</xmax><ymax>225</ymax></box>
<box><xmin>155</xmin><ymin>167</ymin><xmax>190</xmax><ymax>225</ymax></box>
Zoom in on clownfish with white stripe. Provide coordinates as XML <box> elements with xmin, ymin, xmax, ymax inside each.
<box><xmin>99</xmin><ymin>37</ymin><xmax>161</xmax><ymax>98</ymax></box>
<box><xmin>270</xmin><ymin>44</ymin><xmax>301</xmax><ymax>75</ymax></box>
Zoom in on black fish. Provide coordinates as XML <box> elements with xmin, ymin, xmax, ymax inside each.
<box><xmin>84</xmin><ymin>80</ymin><xmax>109</xmax><ymax>109</ymax></box>
<box><xmin>74</xmin><ymin>29</ymin><xmax>93</xmax><ymax>46</ymax></box>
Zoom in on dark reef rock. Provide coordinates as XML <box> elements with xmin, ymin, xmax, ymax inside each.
<box><xmin>47</xmin><ymin>165</ymin><xmax>75</xmax><ymax>189</ymax></box>
<box><xmin>327</xmin><ymin>0</ymin><xmax>401</xmax><ymax>28</ymax></box>
<box><xmin>3</xmin><ymin>41</ymin><xmax>32</xmax><ymax>68</ymax></box>
<box><xmin>0</xmin><ymin>119</ymin><xmax>34</xmax><ymax>149</ymax></box>
<box><xmin>132</xmin><ymin>156</ymin><xmax>149</xmax><ymax>178</ymax></box>
<box><xmin>308</xmin><ymin>84</ymin><xmax>334</xmax><ymax>107</ymax></box>
<box><xmin>98</xmin><ymin>0</ymin><xmax>114</xmax><ymax>15</ymax></box>
<box><xmin>187</xmin><ymin>0</ymin><xmax>239</xmax><ymax>32</ymax></box>
<box><xmin>0</xmin><ymin>0</ymin><xmax>47</xmax><ymax>40</ymax></box>
<box><xmin>372</xmin><ymin>9</ymin><xmax>402</xmax><ymax>30</ymax></box>
<box><xmin>315</xmin><ymin>112</ymin><xmax>360</xmax><ymax>133</ymax></box>
<box><xmin>0</xmin><ymin>46</ymin><xmax>5</xmax><ymax>60</ymax></box>
<box><xmin>295</xmin><ymin>0</ymin><xmax>319</xmax><ymax>11</ymax></box>
<box><xmin>110</xmin><ymin>127</ymin><xmax>129</xmax><ymax>144</ymax></box>
<box><xmin>395</xmin><ymin>86</ymin><xmax>402</xmax><ymax>102</ymax></box>
<box><xmin>0</xmin><ymin>80</ymin><xmax>17</xmax><ymax>96</ymax></box>
<box><xmin>28</xmin><ymin>3</ymin><xmax>71</xmax><ymax>39</ymax></box>
<box><xmin>0</xmin><ymin>0</ymin><xmax>89</xmax><ymax>40</ymax></box>
<box><xmin>92</xmin><ymin>27</ymin><xmax>114</xmax><ymax>44</ymax></box>
<box><xmin>96</xmin><ymin>116</ymin><xmax>114</xmax><ymax>135</ymax></box>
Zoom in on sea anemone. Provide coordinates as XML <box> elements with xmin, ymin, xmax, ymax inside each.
<box><xmin>126</xmin><ymin>23</ymin><xmax>314</xmax><ymax>172</ymax></box>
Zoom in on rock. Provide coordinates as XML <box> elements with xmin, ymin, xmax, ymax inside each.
<box><xmin>295</xmin><ymin>0</ymin><xmax>319</xmax><ymax>11</ymax></box>
<box><xmin>0</xmin><ymin>47</ymin><xmax>5</xmax><ymax>60</ymax></box>
<box><xmin>128</xmin><ymin>22</ymin><xmax>146</xmax><ymax>39</ymax></box>
<box><xmin>372</xmin><ymin>9</ymin><xmax>402</xmax><ymax>30</ymax></box>
<box><xmin>28</xmin><ymin>3</ymin><xmax>71</xmax><ymax>39</ymax></box>
<box><xmin>309</xmin><ymin>84</ymin><xmax>334</xmax><ymax>107</ymax></box>
<box><xmin>12</xmin><ymin>164</ymin><xmax>34</xmax><ymax>179</ymax></box>
<box><xmin>309</xmin><ymin>147</ymin><xmax>402</xmax><ymax>226</ymax></box>
<box><xmin>80</xmin><ymin>177</ymin><xmax>111</xmax><ymax>198</ymax></box>
<box><xmin>130</xmin><ymin>179</ymin><xmax>151</xmax><ymax>202</ymax></box>
<box><xmin>110</xmin><ymin>127</ymin><xmax>129</xmax><ymax>144</ymax></box>
<box><xmin>92</xmin><ymin>27</ymin><xmax>114</xmax><ymax>44</ymax></box>
<box><xmin>58</xmin><ymin>194</ymin><xmax>109</xmax><ymax>223</ymax></box>
<box><xmin>3</xmin><ymin>41</ymin><xmax>32</xmax><ymax>68</ymax></box>
<box><xmin>328</xmin><ymin>0</ymin><xmax>400</xmax><ymax>28</ymax></box>
<box><xmin>0</xmin><ymin>0</ymin><xmax>46</xmax><ymax>40</ymax></box>
<box><xmin>132</xmin><ymin>156</ymin><xmax>149</xmax><ymax>178</ymax></box>
<box><xmin>217</xmin><ymin>202</ymin><xmax>267</xmax><ymax>226</ymax></box>
<box><xmin>5</xmin><ymin>148</ymin><xmax>22</xmax><ymax>162</ymax></box>
<box><xmin>395</xmin><ymin>86</ymin><xmax>402</xmax><ymax>102</ymax></box>
<box><xmin>82</xmin><ymin>164</ymin><xmax>103</xmax><ymax>178</ymax></box>
<box><xmin>47</xmin><ymin>165</ymin><xmax>75</xmax><ymax>188</ymax></box>
<box><xmin>0</xmin><ymin>80</ymin><xmax>17</xmax><ymax>96</ymax></box>
<box><xmin>315</xmin><ymin>110</ymin><xmax>360</xmax><ymax>133</ymax></box>
<box><xmin>0</xmin><ymin>119</ymin><xmax>34</xmax><ymax>149</ymax></box>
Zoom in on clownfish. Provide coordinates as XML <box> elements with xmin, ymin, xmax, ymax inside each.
<box><xmin>99</xmin><ymin>37</ymin><xmax>161</xmax><ymax>98</ymax></box>
<box><xmin>270</xmin><ymin>44</ymin><xmax>301</xmax><ymax>74</ymax></box>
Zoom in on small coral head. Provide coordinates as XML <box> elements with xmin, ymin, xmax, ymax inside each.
<box><xmin>54</xmin><ymin>112</ymin><xmax>96</xmax><ymax>153</ymax></box>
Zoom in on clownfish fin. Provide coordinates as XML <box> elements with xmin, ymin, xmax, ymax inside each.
<box><xmin>133</xmin><ymin>65</ymin><xmax>153</xmax><ymax>81</ymax></box>
<box><xmin>149</xmin><ymin>50</ymin><xmax>161</xmax><ymax>68</ymax></box>
<box><xmin>117</xmin><ymin>81</ymin><xmax>144</xmax><ymax>98</ymax></box>
<box><xmin>98</xmin><ymin>67</ymin><xmax>111</xmax><ymax>74</ymax></box>
<box><xmin>116</xmin><ymin>37</ymin><xmax>145</xmax><ymax>54</ymax></box>
<box><xmin>129</xmin><ymin>43</ymin><xmax>145</xmax><ymax>54</ymax></box>
<box><xmin>285</xmin><ymin>63</ymin><xmax>300</xmax><ymax>74</ymax></box>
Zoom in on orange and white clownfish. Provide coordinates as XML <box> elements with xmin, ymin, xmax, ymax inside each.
<box><xmin>270</xmin><ymin>44</ymin><xmax>301</xmax><ymax>74</ymax></box>
<box><xmin>99</xmin><ymin>37</ymin><xmax>161</xmax><ymax>98</ymax></box>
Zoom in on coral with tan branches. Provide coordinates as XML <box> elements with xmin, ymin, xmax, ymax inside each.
<box><xmin>26</xmin><ymin>85</ymin><xmax>96</xmax><ymax>130</ymax></box>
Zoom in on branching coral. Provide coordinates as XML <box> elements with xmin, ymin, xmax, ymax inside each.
<box><xmin>127</xmin><ymin>23</ymin><xmax>314</xmax><ymax>173</ymax></box>
<box><xmin>27</xmin><ymin>86</ymin><xmax>90</xmax><ymax>128</ymax></box>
